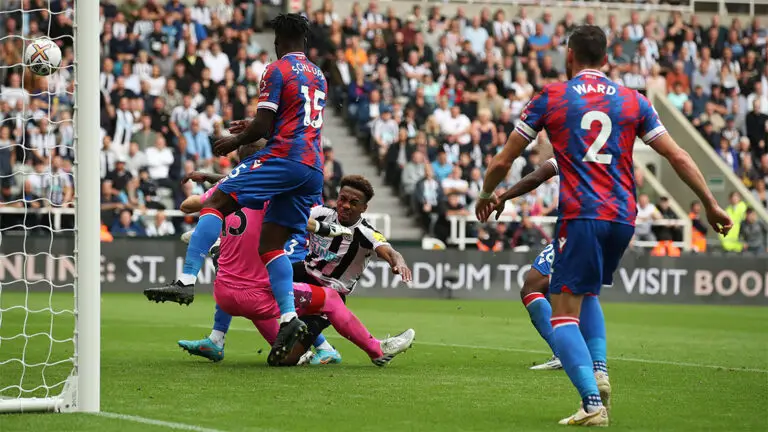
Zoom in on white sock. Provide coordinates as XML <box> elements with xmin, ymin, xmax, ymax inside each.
<box><xmin>178</xmin><ymin>273</ymin><xmax>197</xmax><ymax>286</ymax></box>
<box><xmin>316</xmin><ymin>340</ymin><xmax>333</xmax><ymax>351</ymax></box>
<box><xmin>209</xmin><ymin>330</ymin><xmax>225</xmax><ymax>348</ymax></box>
<box><xmin>279</xmin><ymin>312</ymin><xmax>298</xmax><ymax>324</ymax></box>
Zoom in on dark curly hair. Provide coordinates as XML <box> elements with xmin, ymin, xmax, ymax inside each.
<box><xmin>271</xmin><ymin>13</ymin><xmax>310</xmax><ymax>45</ymax></box>
<box><xmin>340</xmin><ymin>175</ymin><xmax>375</xmax><ymax>203</ymax></box>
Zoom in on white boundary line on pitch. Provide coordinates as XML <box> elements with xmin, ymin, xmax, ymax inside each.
<box><xmin>94</xmin><ymin>412</ymin><xmax>230</xmax><ymax>432</ymax></box>
<box><xmin>193</xmin><ymin>325</ymin><xmax>768</xmax><ymax>374</ymax></box>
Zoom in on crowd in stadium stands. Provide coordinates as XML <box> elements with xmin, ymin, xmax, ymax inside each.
<box><xmin>0</xmin><ymin>0</ymin><xmax>766</xmax><ymax>253</ymax></box>
<box><xmin>304</xmin><ymin>0</ymin><xmax>766</xmax><ymax>252</ymax></box>
<box><xmin>0</xmin><ymin>0</ymin><xmax>339</xmax><ymax>239</ymax></box>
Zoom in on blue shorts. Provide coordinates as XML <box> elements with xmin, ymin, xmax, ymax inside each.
<box><xmin>550</xmin><ymin>219</ymin><xmax>634</xmax><ymax>296</ymax></box>
<box><xmin>284</xmin><ymin>232</ymin><xmax>309</xmax><ymax>263</ymax></box>
<box><xmin>218</xmin><ymin>157</ymin><xmax>323</xmax><ymax>233</ymax></box>
<box><xmin>531</xmin><ymin>243</ymin><xmax>554</xmax><ymax>277</ymax></box>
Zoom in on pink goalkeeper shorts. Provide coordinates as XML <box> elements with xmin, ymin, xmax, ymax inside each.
<box><xmin>213</xmin><ymin>280</ymin><xmax>326</xmax><ymax>321</ymax></box>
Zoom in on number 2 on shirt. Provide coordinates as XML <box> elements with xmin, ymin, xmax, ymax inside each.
<box><xmin>300</xmin><ymin>85</ymin><xmax>325</xmax><ymax>129</ymax></box>
<box><xmin>581</xmin><ymin>110</ymin><xmax>613</xmax><ymax>165</ymax></box>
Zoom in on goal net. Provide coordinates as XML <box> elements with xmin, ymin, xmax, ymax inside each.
<box><xmin>0</xmin><ymin>1</ymin><xmax>99</xmax><ymax>413</ymax></box>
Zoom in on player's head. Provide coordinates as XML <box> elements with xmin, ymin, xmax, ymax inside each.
<box><xmin>566</xmin><ymin>25</ymin><xmax>607</xmax><ymax>79</ymax></box>
<box><xmin>337</xmin><ymin>175</ymin><xmax>374</xmax><ymax>226</ymax></box>
<box><xmin>271</xmin><ymin>13</ymin><xmax>310</xmax><ymax>58</ymax></box>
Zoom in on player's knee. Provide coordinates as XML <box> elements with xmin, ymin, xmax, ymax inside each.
<box><xmin>204</xmin><ymin>189</ymin><xmax>239</xmax><ymax>217</ymax></box>
<box><xmin>258</xmin><ymin>222</ymin><xmax>292</xmax><ymax>255</ymax></box>
<box><xmin>521</xmin><ymin>268</ymin><xmax>548</xmax><ymax>300</ymax></box>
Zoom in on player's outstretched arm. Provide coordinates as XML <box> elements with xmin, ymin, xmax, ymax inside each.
<box><xmin>492</xmin><ymin>159</ymin><xmax>558</xmax><ymax>220</ymax></box>
<box><xmin>307</xmin><ymin>219</ymin><xmax>353</xmax><ymax>238</ymax></box>
<box><xmin>649</xmin><ymin>134</ymin><xmax>733</xmax><ymax>235</ymax></box>
<box><xmin>180</xmin><ymin>195</ymin><xmax>203</xmax><ymax>214</ymax></box>
<box><xmin>213</xmin><ymin>109</ymin><xmax>276</xmax><ymax>156</ymax></box>
<box><xmin>182</xmin><ymin>171</ymin><xmax>226</xmax><ymax>185</ymax></box>
<box><xmin>476</xmin><ymin>132</ymin><xmax>530</xmax><ymax>222</ymax></box>
<box><xmin>375</xmin><ymin>245</ymin><xmax>412</xmax><ymax>283</ymax></box>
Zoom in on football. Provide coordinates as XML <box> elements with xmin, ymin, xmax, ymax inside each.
<box><xmin>24</xmin><ymin>38</ymin><xmax>61</xmax><ymax>76</ymax></box>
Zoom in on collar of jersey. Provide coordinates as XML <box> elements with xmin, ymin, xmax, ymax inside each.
<box><xmin>281</xmin><ymin>52</ymin><xmax>306</xmax><ymax>59</ymax></box>
<box><xmin>574</xmin><ymin>69</ymin><xmax>606</xmax><ymax>78</ymax></box>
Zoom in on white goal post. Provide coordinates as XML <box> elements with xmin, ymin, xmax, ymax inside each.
<box><xmin>0</xmin><ymin>1</ymin><xmax>100</xmax><ymax>413</ymax></box>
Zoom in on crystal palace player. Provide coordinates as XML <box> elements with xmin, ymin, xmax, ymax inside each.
<box><xmin>145</xmin><ymin>14</ymin><xmax>327</xmax><ymax>365</ymax></box>
<box><xmin>477</xmin><ymin>26</ymin><xmax>732</xmax><ymax>426</ymax></box>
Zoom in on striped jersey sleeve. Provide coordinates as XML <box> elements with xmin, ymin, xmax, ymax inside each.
<box><xmin>359</xmin><ymin>221</ymin><xmax>389</xmax><ymax>256</ymax></box>
<box><xmin>515</xmin><ymin>87</ymin><xmax>550</xmax><ymax>143</ymax></box>
<box><xmin>636</xmin><ymin>92</ymin><xmax>667</xmax><ymax>144</ymax></box>
<box><xmin>257</xmin><ymin>63</ymin><xmax>283</xmax><ymax>112</ymax></box>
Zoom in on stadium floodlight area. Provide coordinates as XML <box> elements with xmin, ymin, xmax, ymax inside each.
<box><xmin>0</xmin><ymin>1</ymin><xmax>100</xmax><ymax>413</ymax></box>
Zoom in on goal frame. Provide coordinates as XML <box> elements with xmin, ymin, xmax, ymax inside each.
<box><xmin>0</xmin><ymin>1</ymin><xmax>100</xmax><ymax>414</ymax></box>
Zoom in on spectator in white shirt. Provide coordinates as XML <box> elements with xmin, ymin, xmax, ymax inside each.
<box><xmin>635</xmin><ymin>193</ymin><xmax>661</xmax><ymax>241</ymax></box>
<box><xmin>132</xmin><ymin>51</ymin><xmax>153</xmax><ymax>81</ymax></box>
<box><xmin>441</xmin><ymin>165</ymin><xmax>470</xmax><ymax>206</ymax></box>
<box><xmin>623</xmin><ymin>63</ymin><xmax>646</xmax><ymax>90</ymax></box>
<box><xmin>463</xmin><ymin>16</ymin><xmax>489</xmax><ymax>56</ymax></box>
<box><xmin>625</xmin><ymin>11</ymin><xmax>644</xmax><ymax>42</ymax></box>
<box><xmin>203</xmin><ymin>43</ymin><xmax>230</xmax><ymax>84</ymax></box>
<box><xmin>517</xmin><ymin>7</ymin><xmax>535</xmax><ymax>37</ymax></box>
<box><xmin>401</xmin><ymin>51</ymin><xmax>429</xmax><ymax>95</ymax></box>
<box><xmin>440</xmin><ymin>105</ymin><xmax>472</xmax><ymax>146</ymax></box>
<box><xmin>191</xmin><ymin>0</ymin><xmax>212</xmax><ymax>27</ymax></box>
<box><xmin>144</xmin><ymin>135</ymin><xmax>174</xmax><ymax>180</ymax></box>
<box><xmin>112</xmin><ymin>12</ymin><xmax>128</xmax><ymax>39</ymax></box>
<box><xmin>250</xmin><ymin>51</ymin><xmax>270</xmax><ymax>82</ymax></box>
<box><xmin>145</xmin><ymin>211</ymin><xmax>177</xmax><ymax>237</ymax></box>
<box><xmin>432</xmin><ymin>97</ymin><xmax>451</xmax><ymax>127</ymax></box>
<box><xmin>0</xmin><ymin>73</ymin><xmax>29</xmax><ymax>107</ymax></box>
<box><xmin>372</xmin><ymin>108</ymin><xmax>399</xmax><ymax>165</ymax></box>
<box><xmin>126</xmin><ymin>142</ymin><xmax>147</xmax><ymax>176</ymax></box>
<box><xmin>196</xmin><ymin>105</ymin><xmax>222</xmax><ymax>136</ymax></box>
<box><xmin>747</xmin><ymin>82</ymin><xmax>768</xmax><ymax>116</ymax></box>
<box><xmin>146</xmin><ymin>65</ymin><xmax>166</xmax><ymax>97</ymax></box>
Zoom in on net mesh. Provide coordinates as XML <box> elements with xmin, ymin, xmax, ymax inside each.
<box><xmin>0</xmin><ymin>1</ymin><xmax>77</xmax><ymax>402</ymax></box>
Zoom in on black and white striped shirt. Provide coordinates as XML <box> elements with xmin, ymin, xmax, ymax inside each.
<box><xmin>305</xmin><ymin>207</ymin><xmax>389</xmax><ymax>295</ymax></box>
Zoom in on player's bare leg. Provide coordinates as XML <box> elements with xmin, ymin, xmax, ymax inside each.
<box><xmin>521</xmin><ymin>268</ymin><xmax>561</xmax><ymax>370</ymax></box>
<box><xmin>144</xmin><ymin>189</ymin><xmax>239</xmax><ymax>305</ymax></box>
<box><xmin>260</xmin><ymin>222</ymin><xmax>309</xmax><ymax>366</ymax></box>
<box><xmin>552</xmin><ymin>292</ymin><xmax>608</xmax><ymax>426</ymax></box>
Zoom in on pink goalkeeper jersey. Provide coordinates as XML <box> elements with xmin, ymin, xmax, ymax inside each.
<box><xmin>200</xmin><ymin>183</ymin><xmax>270</xmax><ymax>288</ymax></box>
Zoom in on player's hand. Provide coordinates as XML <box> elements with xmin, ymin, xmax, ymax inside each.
<box><xmin>182</xmin><ymin>171</ymin><xmax>208</xmax><ymax>184</ymax></box>
<box><xmin>392</xmin><ymin>264</ymin><xmax>412</xmax><ymax>283</ymax></box>
<box><xmin>213</xmin><ymin>135</ymin><xmax>241</xmax><ymax>157</ymax></box>
<box><xmin>475</xmin><ymin>193</ymin><xmax>499</xmax><ymax>223</ymax></box>
<box><xmin>228</xmin><ymin>119</ymin><xmax>251</xmax><ymax>134</ymax></box>
<box><xmin>706</xmin><ymin>205</ymin><xmax>733</xmax><ymax>236</ymax></box>
<box><xmin>327</xmin><ymin>223</ymin><xmax>353</xmax><ymax>239</ymax></box>
<box><xmin>492</xmin><ymin>199</ymin><xmax>506</xmax><ymax>220</ymax></box>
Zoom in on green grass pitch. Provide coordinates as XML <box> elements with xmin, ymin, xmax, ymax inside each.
<box><xmin>1</xmin><ymin>292</ymin><xmax>766</xmax><ymax>431</ymax></box>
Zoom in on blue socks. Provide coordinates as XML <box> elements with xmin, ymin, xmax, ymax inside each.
<box><xmin>261</xmin><ymin>251</ymin><xmax>297</xmax><ymax>320</ymax></box>
<box><xmin>181</xmin><ymin>211</ymin><xmax>223</xmax><ymax>283</ymax></box>
<box><xmin>581</xmin><ymin>295</ymin><xmax>608</xmax><ymax>375</ymax></box>
<box><xmin>213</xmin><ymin>304</ymin><xmax>232</xmax><ymax>333</ymax></box>
<box><xmin>313</xmin><ymin>334</ymin><xmax>328</xmax><ymax>349</ymax></box>
<box><xmin>552</xmin><ymin>316</ymin><xmax>603</xmax><ymax>410</ymax></box>
<box><xmin>523</xmin><ymin>292</ymin><xmax>557</xmax><ymax>357</ymax></box>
